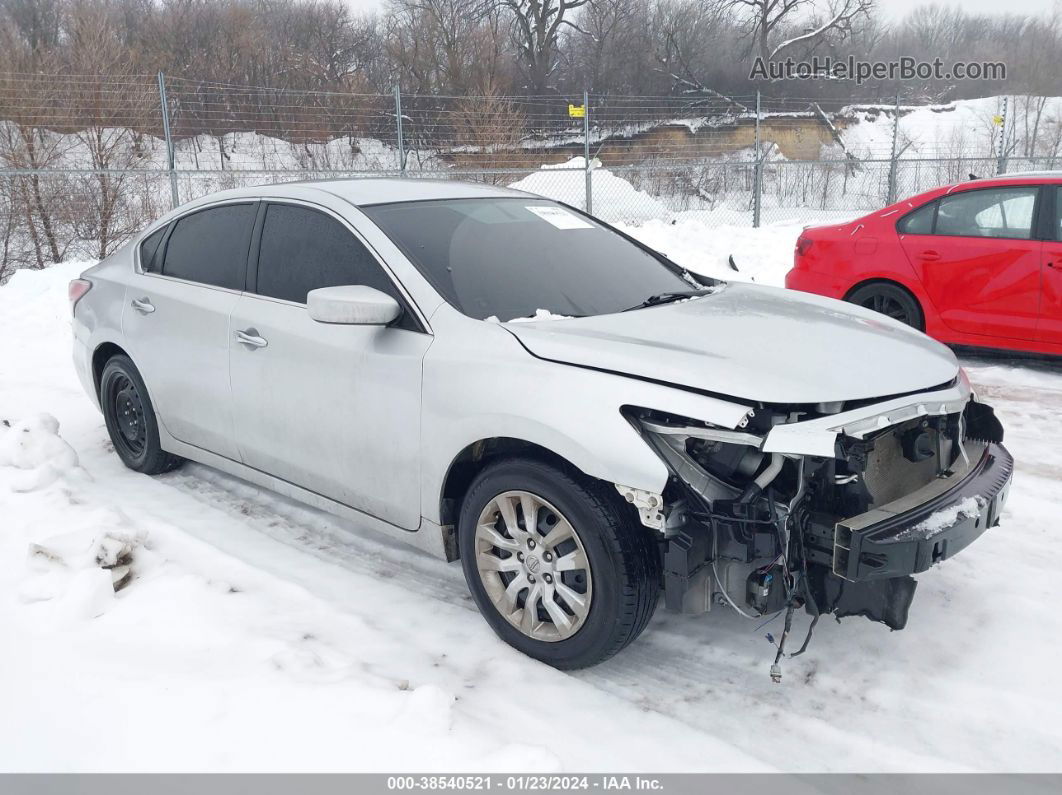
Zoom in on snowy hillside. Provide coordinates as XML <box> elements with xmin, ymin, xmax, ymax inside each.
<box><xmin>2</xmin><ymin>225</ymin><xmax>1061</xmax><ymax>772</ymax></box>
<box><xmin>841</xmin><ymin>96</ymin><xmax>1062</xmax><ymax>161</ymax></box>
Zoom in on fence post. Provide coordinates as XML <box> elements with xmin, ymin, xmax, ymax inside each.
<box><xmin>996</xmin><ymin>96</ymin><xmax>1008</xmax><ymax>175</ymax></box>
<box><xmin>394</xmin><ymin>84</ymin><xmax>406</xmax><ymax>176</ymax></box>
<box><xmin>887</xmin><ymin>92</ymin><xmax>900</xmax><ymax>205</ymax></box>
<box><xmin>157</xmin><ymin>71</ymin><xmax>179</xmax><ymax>209</ymax></box>
<box><xmin>752</xmin><ymin>91</ymin><xmax>762</xmax><ymax>228</ymax></box>
<box><xmin>583</xmin><ymin>90</ymin><xmax>592</xmax><ymax>214</ymax></box>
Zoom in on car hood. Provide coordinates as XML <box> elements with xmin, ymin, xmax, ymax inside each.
<box><xmin>503</xmin><ymin>282</ymin><xmax>959</xmax><ymax>405</ymax></box>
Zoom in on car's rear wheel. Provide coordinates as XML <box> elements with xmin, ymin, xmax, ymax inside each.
<box><xmin>847</xmin><ymin>282</ymin><xmax>925</xmax><ymax>331</ymax></box>
<box><xmin>459</xmin><ymin>458</ymin><xmax>659</xmax><ymax>669</ymax></box>
<box><xmin>100</xmin><ymin>354</ymin><xmax>182</xmax><ymax>475</ymax></box>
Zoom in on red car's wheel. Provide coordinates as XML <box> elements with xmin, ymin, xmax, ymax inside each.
<box><xmin>847</xmin><ymin>282</ymin><xmax>925</xmax><ymax>331</ymax></box>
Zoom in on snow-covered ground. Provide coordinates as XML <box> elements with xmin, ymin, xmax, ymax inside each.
<box><xmin>2</xmin><ymin>225</ymin><xmax>1062</xmax><ymax>772</ymax></box>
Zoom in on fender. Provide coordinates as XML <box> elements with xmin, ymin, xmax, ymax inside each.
<box><xmin>420</xmin><ymin>311</ymin><xmax>752</xmax><ymax>527</ymax></box>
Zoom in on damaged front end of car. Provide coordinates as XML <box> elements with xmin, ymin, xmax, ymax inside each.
<box><xmin>623</xmin><ymin>372</ymin><xmax>1013</xmax><ymax>680</ymax></box>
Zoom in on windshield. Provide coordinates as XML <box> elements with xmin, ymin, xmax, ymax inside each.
<box><xmin>361</xmin><ymin>198</ymin><xmax>702</xmax><ymax>321</ymax></box>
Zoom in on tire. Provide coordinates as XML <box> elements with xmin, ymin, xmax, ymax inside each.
<box><xmin>459</xmin><ymin>457</ymin><xmax>660</xmax><ymax>669</ymax></box>
<box><xmin>99</xmin><ymin>354</ymin><xmax>182</xmax><ymax>475</ymax></box>
<box><xmin>847</xmin><ymin>282</ymin><xmax>925</xmax><ymax>331</ymax></box>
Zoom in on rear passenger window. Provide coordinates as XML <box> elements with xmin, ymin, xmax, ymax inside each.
<box><xmin>162</xmin><ymin>203</ymin><xmax>256</xmax><ymax>289</ymax></box>
<box><xmin>898</xmin><ymin>202</ymin><xmax>935</xmax><ymax>235</ymax></box>
<box><xmin>139</xmin><ymin>225</ymin><xmax>168</xmax><ymax>272</ymax></box>
<box><xmin>255</xmin><ymin>204</ymin><xmax>401</xmax><ymax>304</ymax></box>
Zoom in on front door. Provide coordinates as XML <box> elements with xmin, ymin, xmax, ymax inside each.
<box><xmin>228</xmin><ymin>201</ymin><xmax>431</xmax><ymax>530</ymax></box>
<box><xmin>899</xmin><ymin>185</ymin><xmax>1042</xmax><ymax>341</ymax></box>
<box><xmin>1038</xmin><ymin>186</ymin><xmax>1062</xmax><ymax>345</ymax></box>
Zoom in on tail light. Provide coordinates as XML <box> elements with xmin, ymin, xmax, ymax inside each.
<box><xmin>68</xmin><ymin>279</ymin><xmax>92</xmax><ymax>315</ymax></box>
<box><xmin>795</xmin><ymin>235</ymin><xmax>814</xmax><ymax>257</ymax></box>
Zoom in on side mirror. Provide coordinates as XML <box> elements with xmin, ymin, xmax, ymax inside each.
<box><xmin>306</xmin><ymin>285</ymin><xmax>402</xmax><ymax>326</ymax></box>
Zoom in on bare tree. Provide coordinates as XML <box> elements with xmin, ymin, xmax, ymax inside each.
<box><xmin>731</xmin><ymin>0</ymin><xmax>874</xmax><ymax>63</ymax></box>
<box><xmin>389</xmin><ymin>0</ymin><xmax>507</xmax><ymax>94</ymax></box>
<box><xmin>0</xmin><ymin>24</ymin><xmax>69</xmax><ymax>269</ymax></box>
<box><xmin>502</xmin><ymin>0</ymin><xmax>588</xmax><ymax>94</ymax></box>
<box><xmin>64</xmin><ymin>0</ymin><xmax>156</xmax><ymax>259</ymax></box>
<box><xmin>451</xmin><ymin>89</ymin><xmax>525</xmax><ymax>179</ymax></box>
<box><xmin>651</xmin><ymin>0</ymin><xmax>736</xmax><ymax>98</ymax></box>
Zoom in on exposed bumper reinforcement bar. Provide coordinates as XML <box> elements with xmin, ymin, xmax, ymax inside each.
<box><xmin>831</xmin><ymin>441</ymin><xmax>1013</xmax><ymax>582</ymax></box>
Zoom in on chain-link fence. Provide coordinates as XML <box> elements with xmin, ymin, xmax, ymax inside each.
<box><xmin>2</xmin><ymin>73</ymin><xmax>1057</xmax><ymax>276</ymax></box>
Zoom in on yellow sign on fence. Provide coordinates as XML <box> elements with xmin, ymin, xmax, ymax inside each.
<box><xmin>568</xmin><ymin>103</ymin><xmax>586</xmax><ymax>119</ymax></box>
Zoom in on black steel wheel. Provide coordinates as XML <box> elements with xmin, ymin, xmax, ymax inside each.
<box><xmin>847</xmin><ymin>282</ymin><xmax>925</xmax><ymax>331</ymax></box>
<box><xmin>100</xmin><ymin>354</ymin><xmax>182</xmax><ymax>474</ymax></box>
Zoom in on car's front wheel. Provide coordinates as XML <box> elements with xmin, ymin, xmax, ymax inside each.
<box><xmin>99</xmin><ymin>354</ymin><xmax>182</xmax><ymax>475</ymax></box>
<box><xmin>459</xmin><ymin>458</ymin><xmax>660</xmax><ymax>669</ymax></box>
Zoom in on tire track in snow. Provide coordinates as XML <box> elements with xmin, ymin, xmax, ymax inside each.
<box><xmin>153</xmin><ymin>459</ymin><xmax>950</xmax><ymax>770</ymax></box>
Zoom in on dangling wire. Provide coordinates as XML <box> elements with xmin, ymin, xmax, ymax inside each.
<box><xmin>770</xmin><ymin>604</ymin><xmax>796</xmax><ymax>683</ymax></box>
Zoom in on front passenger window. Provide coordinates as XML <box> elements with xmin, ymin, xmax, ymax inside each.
<box><xmin>255</xmin><ymin>204</ymin><xmax>402</xmax><ymax>305</ymax></box>
<box><xmin>935</xmin><ymin>187</ymin><xmax>1038</xmax><ymax>240</ymax></box>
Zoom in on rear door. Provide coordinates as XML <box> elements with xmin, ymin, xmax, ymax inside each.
<box><xmin>123</xmin><ymin>201</ymin><xmax>257</xmax><ymax>460</ymax></box>
<box><xmin>228</xmin><ymin>200</ymin><xmax>431</xmax><ymax>529</ymax></box>
<box><xmin>899</xmin><ymin>185</ymin><xmax>1042</xmax><ymax>341</ymax></box>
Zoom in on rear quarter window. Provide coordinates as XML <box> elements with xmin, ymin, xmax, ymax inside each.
<box><xmin>138</xmin><ymin>225</ymin><xmax>168</xmax><ymax>272</ymax></box>
<box><xmin>897</xmin><ymin>202</ymin><xmax>936</xmax><ymax>235</ymax></box>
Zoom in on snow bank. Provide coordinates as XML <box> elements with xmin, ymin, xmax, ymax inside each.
<box><xmin>0</xmin><ymin>414</ymin><xmax>80</xmax><ymax>491</ymax></box>
<box><xmin>509</xmin><ymin>157</ymin><xmax>669</xmax><ymax>222</ymax></box>
<box><xmin>619</xmin><ymin>219</ymin><xmax>809</xmax><ymax>287</ymax></box>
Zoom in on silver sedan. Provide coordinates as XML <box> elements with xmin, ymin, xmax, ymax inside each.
<box><xmin>70</xmin><ymin>179</ymin><xmax>1012</xmax><ymax>670</ymax></box>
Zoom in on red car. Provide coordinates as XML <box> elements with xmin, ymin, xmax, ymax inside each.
<box><xmin>785</xmin><ymin>173</ymin><xmax>1062</xmax><ymax>357</ymax></box>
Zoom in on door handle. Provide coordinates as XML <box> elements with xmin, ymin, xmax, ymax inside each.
<box><xmin>235</xmin><ymin>328</ymin><xmax>268</xmax><ymax>348</ymax></box>
<box><xmin>919</xmin><ymin>250</ymin><xmax>941</xmax><ymax>262</ymax></box>
<box><xmin>130</xmin><ymin>297</ymin><xmax>155</xmax><ymax>314</ymax></box>
<box><xmin>1048</xmin><ymin>261</ymin><xmax>1059</xmax><ymax>269</ymax></box>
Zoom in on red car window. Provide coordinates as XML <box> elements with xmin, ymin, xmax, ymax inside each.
<box><xmin>935</xmin><ymin>187</ymin><xmax>1037</xmax><ymax>240</ymax></box>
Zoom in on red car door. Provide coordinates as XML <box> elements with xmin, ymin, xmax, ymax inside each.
<box><xmin>1040</xmin><ymin>241</ymin><xmax>1062</xmax><ymax>344</ymax></box>
<box><xmin>900</xmin><ymin>185</ymin><xmax>1042</xmax><ymax>341</ymax></box>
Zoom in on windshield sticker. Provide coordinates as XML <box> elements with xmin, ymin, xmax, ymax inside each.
<box><xmin>526</xmin><ymin>205</ymin><xmax>594</xmax><ymax>230</ymax></box>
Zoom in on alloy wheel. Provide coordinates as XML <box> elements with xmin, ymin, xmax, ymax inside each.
<box><xmin>474</xmin><ymin>490</ymin><xmax>593</xmax><ymax>642</ymax></box>
<box><xmin>862</xmin><ymin>293</ymin><xmax>913</xmax><ymax>325</ymax></box>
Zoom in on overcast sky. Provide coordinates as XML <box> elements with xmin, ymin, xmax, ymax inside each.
<box><xmin>877</xmin><ymin>0</ymin><xmax>1055</xmax><ymax>17</ymax></box>
<box><xmin>342</xmin><ymin>0</ymin><xmax>1056</xmax><ymax>20</ymax></box>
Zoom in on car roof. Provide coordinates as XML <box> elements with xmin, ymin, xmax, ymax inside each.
<box><xmin>985</xmin><ymin>170</ymin><xmax>1062</xmax><ymax>179</ymax></box>
<box><xmin>184</xmin><ymin>177</ymin><xmax>534</xmax><ymax>208</ymax></box>
<box><xmin>959</xmin><ymin>171</ymin><xmax>1062</xmax><ymax>187</ymax></box>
